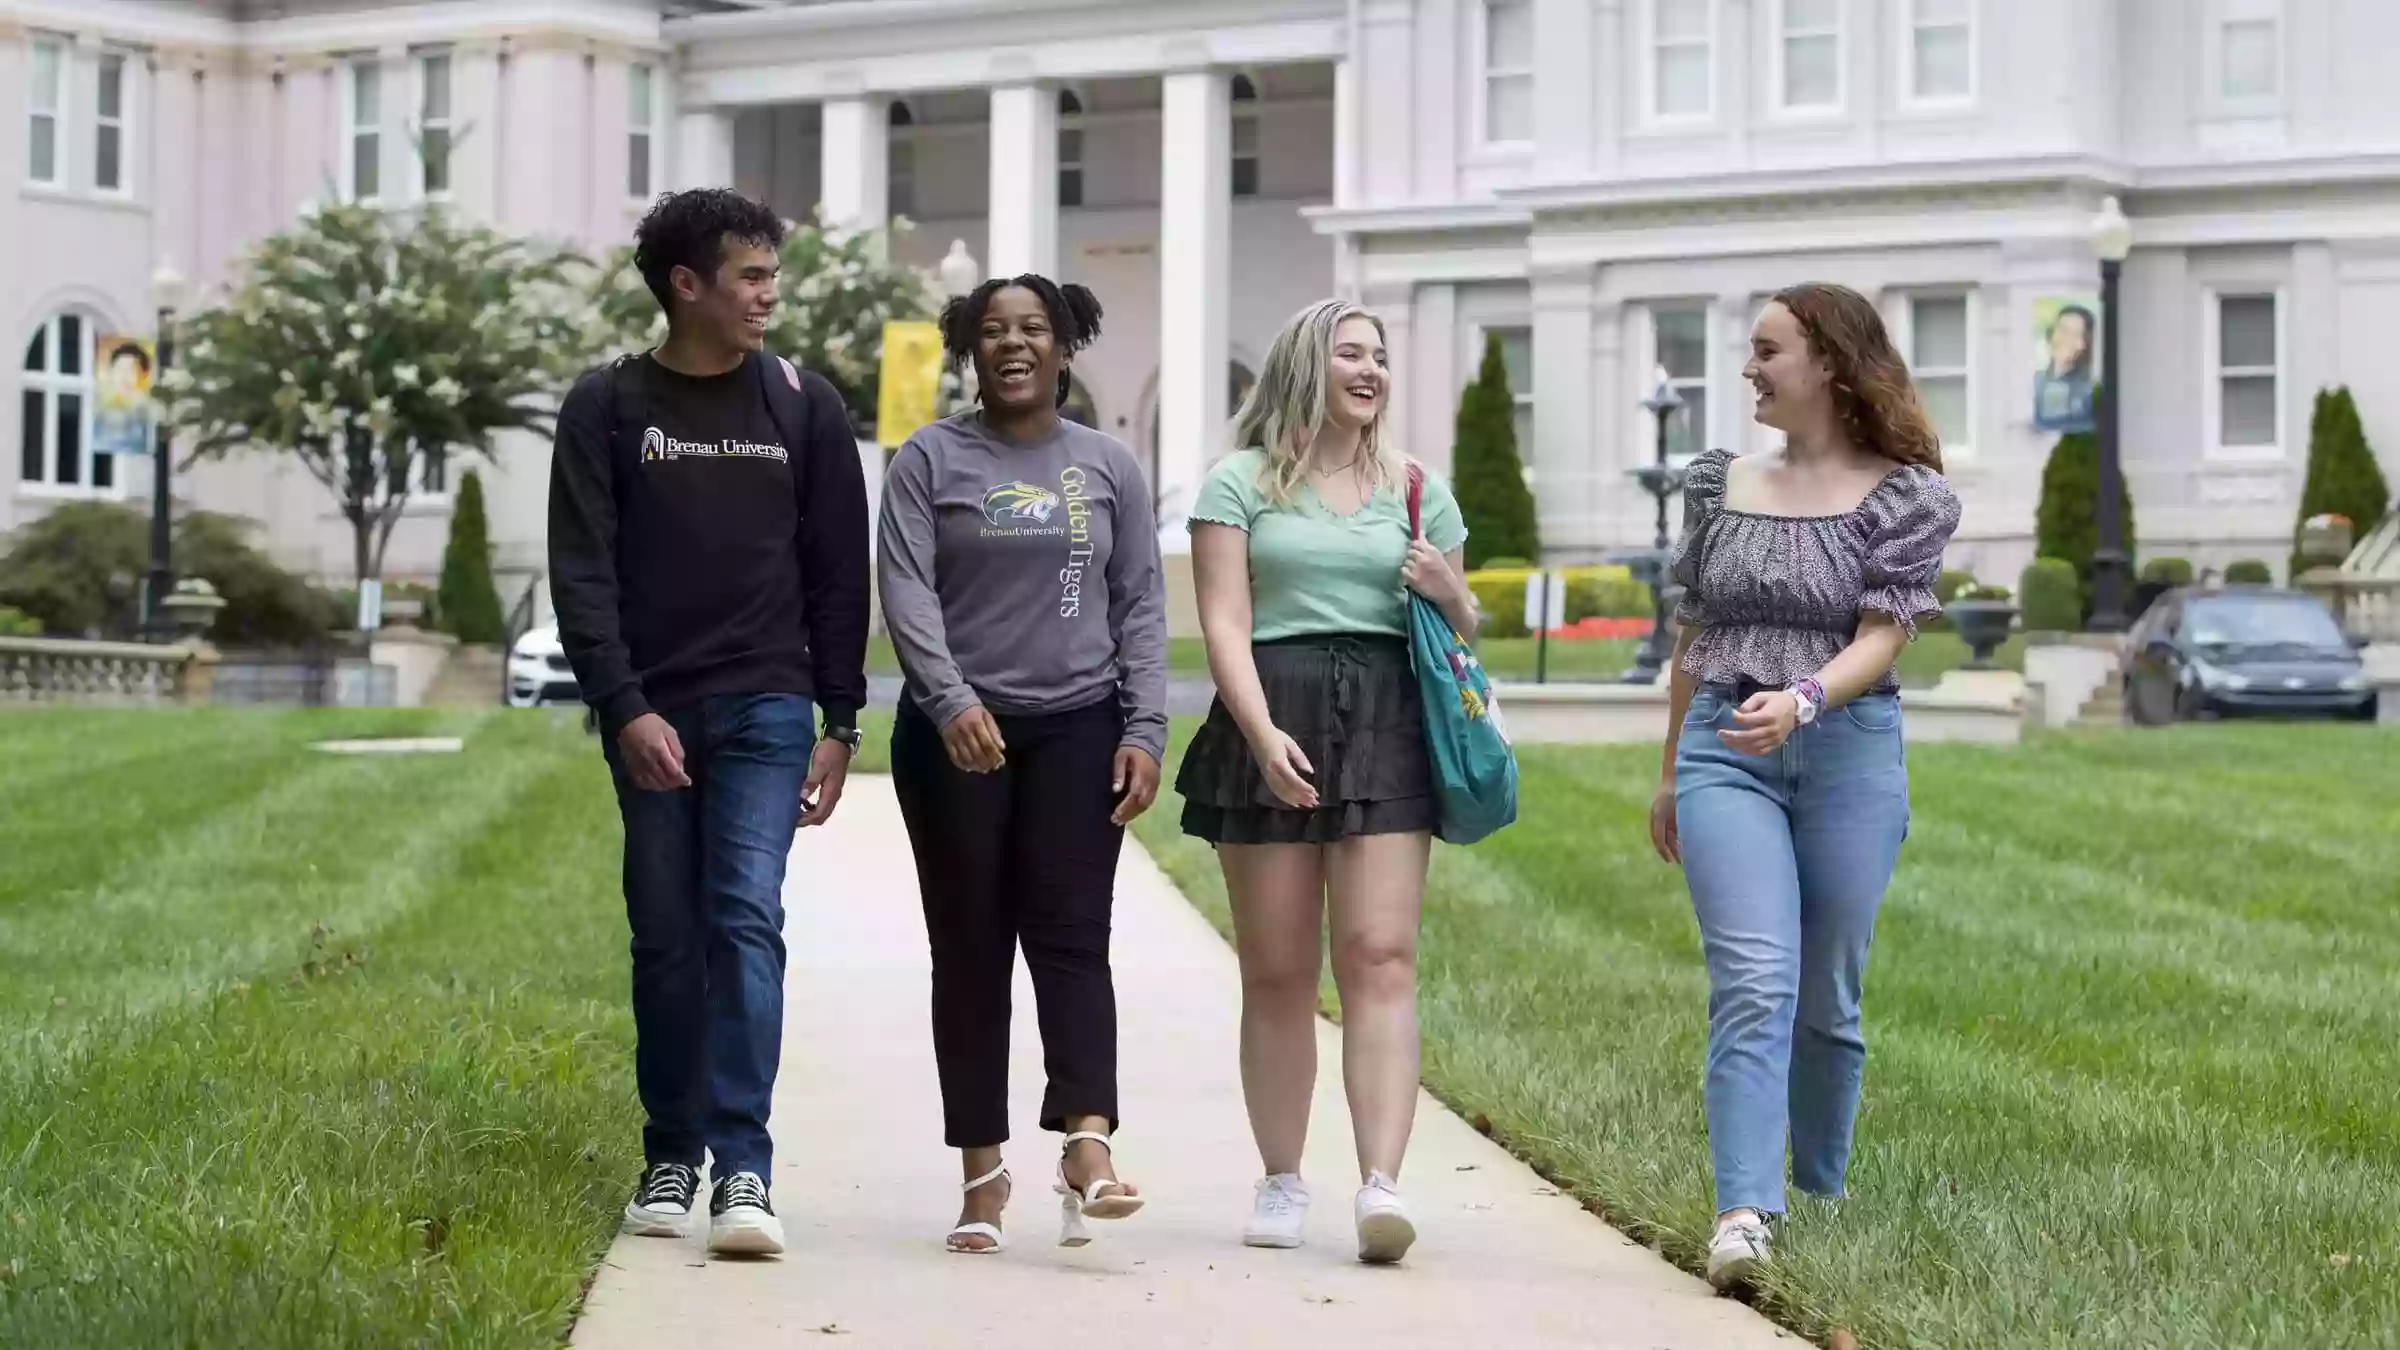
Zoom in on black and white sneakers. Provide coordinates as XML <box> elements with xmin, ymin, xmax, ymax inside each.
<box><xmin>622</xmin><ymin>1162</ymin><xmax>700</xmax><ymax>1237</ymax></box>
<box><xmin>707</xmin><ymin>1171</ymin><xmax>786</xmax><ymax>1256</ymax></box>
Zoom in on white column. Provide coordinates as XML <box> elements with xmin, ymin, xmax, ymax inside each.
<box><xmin>674</xmin><ymin>106</ymin><xmax>735</xmax><ymax>190</ymax></box>
<box><xmin>1533</xmin><ymin>265</ymin><xmax>1599</xmax><ymax>553</ymax></box>
<box><xmin>1333</xmin><ymin>57</ymin><xmax>1360</xmax><ymax>208</ymax></box>
<box><xmin>818</xmin><ymin>95</ymin><xmax>889</xmax><ymax>234</ymax></box>
<box><xmin>1155</xmin><ymin>68</ymin><xmax>1231</xmax><ymax>548</ymax></box>
<box><xmin>986</xmin><ymin>83</ymin><xmax>1059</xmax><ymax>278</ymax></box>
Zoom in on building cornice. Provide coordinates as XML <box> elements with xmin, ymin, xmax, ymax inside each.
<box><xmin>0</xmin><ymin>2</ymin><xmax>662</xmax><ymax>65</ymax></box>
<box><xmin>676</xmin><ymin>0</ymin><xmax>1341</xmax><ymax>105</ymax></box>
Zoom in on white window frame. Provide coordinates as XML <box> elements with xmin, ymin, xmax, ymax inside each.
<box><xmin>94</xmin><ymin>50</ymin><xmax>132</xmax><ymax>196</ymax></box>
<box><xmin>2209</xmin><ymin>0</ymin><xmax>2283</xmax><ymax>113</ymax></box>
<box><xmin>627</xmin><ymin>62</ymin><xmax>658</xmax><ymax>202</ymax></box>
<box><xmin>412</xmin><ymin>49</ymin><xmax>453</xmax><ymax>202</ymax></box>
<box><xmin>26</xmin><ymin>35</ymin><xmax>68</xmax><ymax>189</ymax></box>
<box><xmin>886</xmin><ymin>99</ymin><xmax>916</xmax><ymax>219</ymax></box>
<box><xmin>1897</xmin><ymin>290</ymin><xmax>1975</xmax><ymax>462</ymax></box>
<box><xmin>1643</xmin><ymin>302</ymin><xmax>1712</xmax><ymax>466</ymax></box>
<box><xmin>341</xmin><ymin>57</ymin><xmax>384</xmax><ymax>204</ymax></box>
<box><xmin>2204</xmin><ymin>287</ymin><xmax>2286</xmax><ymax>464</ymax></box>
<box><xmin>1230</xmin><ymin>72</ymin><xmax>1262</xmax><ymax>199</ymax></box>
<box><xmin>1640</xmin><ymin>0</ymin><xmax>1716</xmax><ymax>125</ymax></box>
<box><xmin>1475</xmin><ymin>0</ymin><xmax>1535</xmax><ymax>149</ymax></box>
<box><xmin>1900</xmin><ymin>0</ymin><xmax>1975</xmax><ymax>110</ymax></box>
<box><xmin>19</xmin><ymin>311</ymin><xmax>120</xmax><ymax>500</ymax></box>
<box><xmin>1056</xmin><ymin>85</ymin><xmax>1086</xmax><ymax>208</ymax></box>
<box><xmin>1770</xmin><ymin>0</ymin><xmax>1846</xmax><ymax>117</ymax></box>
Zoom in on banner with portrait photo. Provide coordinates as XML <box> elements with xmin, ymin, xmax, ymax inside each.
<box><xmin>93</xmin><ymin>334</ymin><xmax>158</xmax><ymax>457</ymax></box>
<box><xmin>2030</xmin><ymin>295</ymin><xmax>2099</xmax><ymax>434</ymax></box>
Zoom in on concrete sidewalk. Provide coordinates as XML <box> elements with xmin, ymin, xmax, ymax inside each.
<box><xmin>571</xmin><ymin>778</ymin><xmax>1791</xmax><ymax>1349</ymax></box>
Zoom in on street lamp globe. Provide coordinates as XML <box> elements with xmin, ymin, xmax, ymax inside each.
<box><xmin>937</xmin><ymin>240</ymin><xmax>980</xmax><ymax>298</ymax></box>
<box><xmin>2089</xmin><ymin>195</ymin><xmax>2132</xmax><ymax>264</ymax></box>
<box><xmin>1642</xmin><ymin>363</ymin><xmax>1683</xmax><ymax>415</ymax></box>
<box><xmin>151</xmin><ymin>259</ymin><xmax>189</xmax><ymax>315</ymax></box>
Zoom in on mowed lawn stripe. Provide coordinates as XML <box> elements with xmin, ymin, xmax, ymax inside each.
<box><xmin>1140</xmin><ymin>722</ymin><xmax>2400</xmax><ymax>1347</ymax></box>
<box><xmin>0</xmin><ymin>708</ymin><xmax>527</xmax><ymax>1041</ymax></box>
<box><xmin>0</xmin><ymin>710</ymin><xmax>636</xmax><ymax>1350</ymax></box>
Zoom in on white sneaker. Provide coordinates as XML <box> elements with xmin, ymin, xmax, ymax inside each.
<box><xmin>1243</xmin><ymin>1173</ymin><xmax>1311</xmax><ymax>1249</ymax></box>
<box><xmin>1705</xmin><ymin>1210</ymin><xmax>1772</xmax><ymax>1289</ymax></box>
<box><xmin>707</xmin><ymin>1172</ymin><xmax>786</xmax><ymax>1257</ymax></box>
<box><xmin>1353</xmin><ymin>1171</ymin><xmax>1416</xmax><ymax>1264</ymax></box>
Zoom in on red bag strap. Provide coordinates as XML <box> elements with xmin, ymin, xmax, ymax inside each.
<box><xmin>1404</xmin><ymin>461</ymin><xmax>1425</xmax><ymax>540</ymax></box>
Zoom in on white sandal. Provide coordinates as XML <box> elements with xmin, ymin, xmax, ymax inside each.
<box><xmin>1054</xmin><ymin>1130</ymin><xmax>1144</xmax><ymax>1247</ymax></box>
<box><xmin>946</xmin><ymin>1163</ymin><xmax>1010</xmax><ymax>1254</ymax></box>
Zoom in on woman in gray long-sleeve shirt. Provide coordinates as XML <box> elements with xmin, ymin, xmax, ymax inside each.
<box><xmin>877</xmin><ymin>274</ymin><xmax>1167</xmax><ymax>1256</ymax></box>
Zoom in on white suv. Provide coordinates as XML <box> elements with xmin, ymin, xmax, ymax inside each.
<box><xmin>506</xmin><ymin>625</ymin><xmax>581</xmax><ymax>708</ymax></box>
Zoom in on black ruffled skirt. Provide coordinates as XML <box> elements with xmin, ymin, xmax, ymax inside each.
<box><xmin>1175</xmin><ymin>634</ymin><xmax>1438</xmax><ymax>844</ymax></box>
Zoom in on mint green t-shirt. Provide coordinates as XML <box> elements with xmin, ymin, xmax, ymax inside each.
<box><xmin>1187</xmin><ymin>448</ymin><xmax>1469</xmax><ymax>642</ymax></box>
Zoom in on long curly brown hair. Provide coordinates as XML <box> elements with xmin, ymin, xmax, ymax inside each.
<box><xmin>1770</xmin><ymin>282</ymin><xmax>1943</xmax><ymax>472</ymax></box>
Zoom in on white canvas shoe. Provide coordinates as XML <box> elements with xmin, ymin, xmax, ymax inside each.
<box><xmin>1243</xmin><ymin>1173</ymin><xmax>1311</xmax><ymax>1249</ymax></box>
<box><xmin>1705</xmin><ymin>1210</ymin><xmax>1773</xmax><ymax>1289</ymax></box>
<box><xmin>1353</xmin><ymin>1171</ymin><xmax>1417</xmax><ymax>1264</ymax></box>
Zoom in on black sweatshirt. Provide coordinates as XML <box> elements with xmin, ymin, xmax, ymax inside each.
<box><xmin>547</xmin><ymin>352</ymin><xmax>869</xmax><ymax>739</ymax></box>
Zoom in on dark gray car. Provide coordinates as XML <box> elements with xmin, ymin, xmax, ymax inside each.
<box><xmin>2123</xmin><ymin>586</ymin><xmax>2375</xmax><ymax>725</ymax></box>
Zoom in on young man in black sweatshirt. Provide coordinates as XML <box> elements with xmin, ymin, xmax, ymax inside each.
<box><xmin>548</xmin><ymin>188</ymin><xmax>869</xmax><ymax>1257</ymax></box>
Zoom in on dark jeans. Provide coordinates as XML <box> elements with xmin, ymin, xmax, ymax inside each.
<box><xmin>604</xmin><ymin>692</ymin><xmax>813</xmax><ymax>1177</ymax></box>
<box><xmin>891</xmin><ymin>696</ymin><xmax>1126</xmax><ymax>1149</ymax></box>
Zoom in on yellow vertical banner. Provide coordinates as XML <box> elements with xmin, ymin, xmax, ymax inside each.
<box><xmin>876</xmin><ymin>320</ymin><xmax>944</xmax><ymax>446</ymax></box>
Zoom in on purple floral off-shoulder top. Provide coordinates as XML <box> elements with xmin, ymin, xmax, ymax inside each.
<box><xmin>1668</xmin><ymin>447</ymin><xmax>1963</xmax><ymax>693</ymax></box>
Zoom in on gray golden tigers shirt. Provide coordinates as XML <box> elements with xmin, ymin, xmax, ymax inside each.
<box><xmin>876</xmin><ymin>413</ymin><xmax>1169</xmax><ymax>761</ymax></box>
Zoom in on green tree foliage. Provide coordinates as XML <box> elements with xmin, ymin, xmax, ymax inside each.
<box><xmin>1449</xmin><ymin>331</ymin><xmax>1540</xmax><ymax>570</ymax></box>
<box><xmin>2291</xmin><ymin>386</ymin><xmax>2389</xmax><ymax>579</ymax></box>
<box><xmin>0</xmin><ymin>501</ymin><xmax>339</xmax><ymax>645</ymax></box>
<box><xmin>2034</xmin><ymin>429</ymin><xmax>2136</xmax><ymax>616</ymax></box>
<box><xmin>436</xmin><ymin>469</ymin><xmax>505</xmax><ymax>644</ymax></box>
<box><xmin>160</xmin><ymin>203</ymin><xmax>589</xmax><ymax>590</ymax></box>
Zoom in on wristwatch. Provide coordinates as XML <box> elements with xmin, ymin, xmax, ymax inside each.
<box><xmin>1786</xmin><ymin>677</ymin><xmax>1826</xmax><ymax>726</ymax></box>
<box><xmin>822</xmin><ymin>724</ymin><xmax>863</xmax><ymax>753</ymax></box>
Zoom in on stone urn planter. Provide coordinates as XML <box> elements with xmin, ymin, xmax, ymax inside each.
<box><xmin>1945</xmin><ymin>595</ymin><xmax>2018</xmax><ymax>670</ymax></box>
<box><xmin>158</xmin><ymin>578</ymin><xmax>227</xmax><ymax>642</ymax></box>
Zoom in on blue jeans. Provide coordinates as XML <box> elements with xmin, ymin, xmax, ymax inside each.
<box><xmin>1673</xmin><ymin>683</ymin><xmax>1910</xmax><ymax>1215</ymax></box>
<box><xmin>603</xmin><ymin>692</ymin><xmax>813</xmax><ymax>1177</ymax></box>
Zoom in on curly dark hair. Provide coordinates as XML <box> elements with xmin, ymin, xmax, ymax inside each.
<box><xmin>632</xmin><ymin>188</ymin><xmax>787</xmax><ymax>313</ymax></box>
<box><xmin>1770</xmin><ymin>281</ymin><xmax>1944</xmax><ymax>472</ymax></box>
<box><xmin>938</xmin><ymin>275</ymin><xmax>1104</xmax><ymax>408</ymax></box>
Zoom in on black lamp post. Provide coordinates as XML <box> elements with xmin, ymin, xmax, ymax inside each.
<box><xmin>143</xmin><ymin>261</ymin><xmax>188</xmax><ymax>641</ymax></box>
<box><xmin>1619</xmin><ymin>367</ymin><xmax>1688</xmax><ymax>684</ymax></box>
<box><xmin>2088</xmin><ymin>195</ymin><xmax>2132</xmax><ymax>633</ymax></box>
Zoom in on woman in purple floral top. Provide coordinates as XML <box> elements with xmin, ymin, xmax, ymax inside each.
<box><xmin>1647</xmin><ymin>282</ymin><xmax>1961</xmax><ymax>1290</ymax></box>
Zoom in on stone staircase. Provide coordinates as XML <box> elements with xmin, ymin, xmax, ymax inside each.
<box><xmin>423</xmin><ymin>644</ymin><xmax>505</xmax><ymax>708</ymax></box>
<box><xmin>2021</xmin><ymin>634</ymin><xmax>2126</xmax><ymax>729</ymax></box>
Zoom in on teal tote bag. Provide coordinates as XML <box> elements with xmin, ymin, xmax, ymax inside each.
<box><xmin>1404</xmin><ymin>465</ymin><xmax>1519</xmax><ymax>846</ymax></box>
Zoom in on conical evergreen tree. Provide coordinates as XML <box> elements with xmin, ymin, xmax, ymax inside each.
<box><xmin>437</xmin><ymin>468</ymin><xmax>505</xmax><ymax>644</ymax></box>
<box><xmin>1449</xmin><ymin>331</ymin><xmax>1540</xmax><ymax>570</ymax></box>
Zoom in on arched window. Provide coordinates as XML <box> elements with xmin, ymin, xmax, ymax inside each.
<box><xmin>1230</xmin><ymin>73</ymin><xmax>1260</xmax><ymax>199</ymax></box>
<box><xmin>20</xmin><ymin>311</ymin><xmax>117</xmax><ymax>491</ymax></box>
<box><xmin>887</xmin><ymin>100</ymin><xmax>917</xmax><ymax>217</ymax></box>
<box><xmin>1057</xmin><ymin>86</ymin><xmax>1086</xmax><ymax>208</ymax></box>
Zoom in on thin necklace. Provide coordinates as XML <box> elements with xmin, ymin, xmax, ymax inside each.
<box><xmin>1312</xmin><ymin>455</ymin><xmax>1361</xmax><ymax>476</ymax></box>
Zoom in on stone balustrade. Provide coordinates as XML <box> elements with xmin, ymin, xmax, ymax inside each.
<box><xmin>0</xmin><ymin>637</ymin><xmax>217</xmax><ymax>705</ymax></box>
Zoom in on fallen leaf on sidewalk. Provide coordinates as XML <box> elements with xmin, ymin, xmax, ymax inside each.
<box><xmin>811</xmin><ymin>1324</ymin><xmax>848</xmax><ymax>1336</ymax></box>
<box><xmin>1455</xmin><ymin>1164</ymin><xmax>1478</xmax><ymax>1171</ymax></box>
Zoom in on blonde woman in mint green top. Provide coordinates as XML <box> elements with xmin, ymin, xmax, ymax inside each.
<box><xmin>1177</xmin><ymin>298</ymin><xmax>1477</xmax><ymax>1266</ymax></box>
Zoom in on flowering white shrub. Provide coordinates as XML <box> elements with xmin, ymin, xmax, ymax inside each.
<box><xmin>160</xmin><ymin>203</ymin><xmax>589</xmax><ymax>586</ymax></box>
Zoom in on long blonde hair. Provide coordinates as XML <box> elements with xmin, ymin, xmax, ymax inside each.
<box><xmin>1229</xmin><ymin>298</ymin><xmax>1401</xmax><ymax>504</ymax></box>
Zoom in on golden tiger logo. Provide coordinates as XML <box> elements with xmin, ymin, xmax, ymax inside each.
<box><xmin>982</xmin><ymin>480</ymin><xmax>1060</xmax><ymax>525</ymax></box>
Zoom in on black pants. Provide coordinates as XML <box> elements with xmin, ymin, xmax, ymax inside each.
<box><xmin>891</xmin><ymin>696</ymin><xmax>1126</xmax><ymax>1149</ymax></box>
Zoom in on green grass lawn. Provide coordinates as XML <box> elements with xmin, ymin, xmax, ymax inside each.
<box><xmin>1132</xmin><ymin>721</ymin><xmax>2400</xmax><ymax>1349</ymax></box>
<box><xmin>16</xmin><ymin>706</ymin><xmax>2391</xmax><ymax>1348</ymax></box>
